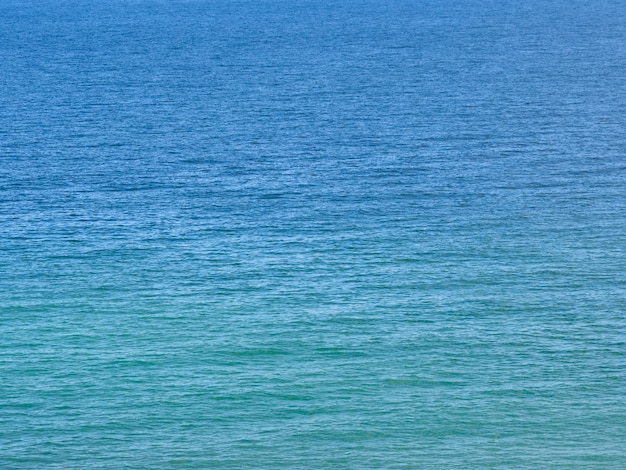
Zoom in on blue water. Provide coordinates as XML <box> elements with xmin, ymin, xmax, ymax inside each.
<box><xmin>2</xmin><ymin>0</ymin><xmax>626</xmax><ymax>467</ymax></box>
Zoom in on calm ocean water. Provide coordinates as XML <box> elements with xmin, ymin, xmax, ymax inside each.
<box><xmin>2</xmin><ymin>0</ymin><xmax>626</xmax><ymax>468</ymax></box>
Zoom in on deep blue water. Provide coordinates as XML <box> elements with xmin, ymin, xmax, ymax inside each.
<box><xmin>2</xmin><ymin>0</ymin><xmax>626</xmax><ymax>468</ymax></box>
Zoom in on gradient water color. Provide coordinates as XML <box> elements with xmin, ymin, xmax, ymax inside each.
<box><xmin>2</xmin><ymin>0</ymin><xmax>626</xmax><ymax>468</ymax></box>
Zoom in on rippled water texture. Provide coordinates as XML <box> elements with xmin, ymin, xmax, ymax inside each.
<box><xmin>2</xmin><ymin>0</ymin><xmax>626</xmax><ymax>468</ymax></box>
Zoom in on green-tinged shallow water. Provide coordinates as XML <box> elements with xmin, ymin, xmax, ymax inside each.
<box><xmin>1</xmin><ymin>0</ymin><xmax>626</xmax><ymax>467</ymax></box>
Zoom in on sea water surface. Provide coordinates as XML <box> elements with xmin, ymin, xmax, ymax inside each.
<box><xmin>1</xmin><ymin>0</ymin><xmax>626</xmax><ymax>468</ymax></box>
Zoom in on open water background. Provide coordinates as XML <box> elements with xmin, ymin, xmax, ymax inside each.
<box><xmin>2</xmin><ymin>0</ymin><xmax>626</xmax><ymax>468</ymax></box>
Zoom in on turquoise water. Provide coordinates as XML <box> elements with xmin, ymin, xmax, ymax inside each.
<box><xmin>2</xmin><ymin>0</ymin><xmax>626</xmax><ymax>467</ymax></box>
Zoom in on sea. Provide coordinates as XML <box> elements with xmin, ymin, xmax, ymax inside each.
<box><xmin>1</xmin><ymin>0</ymin><xmax>626</xmax><ymax>468</ymax></box>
